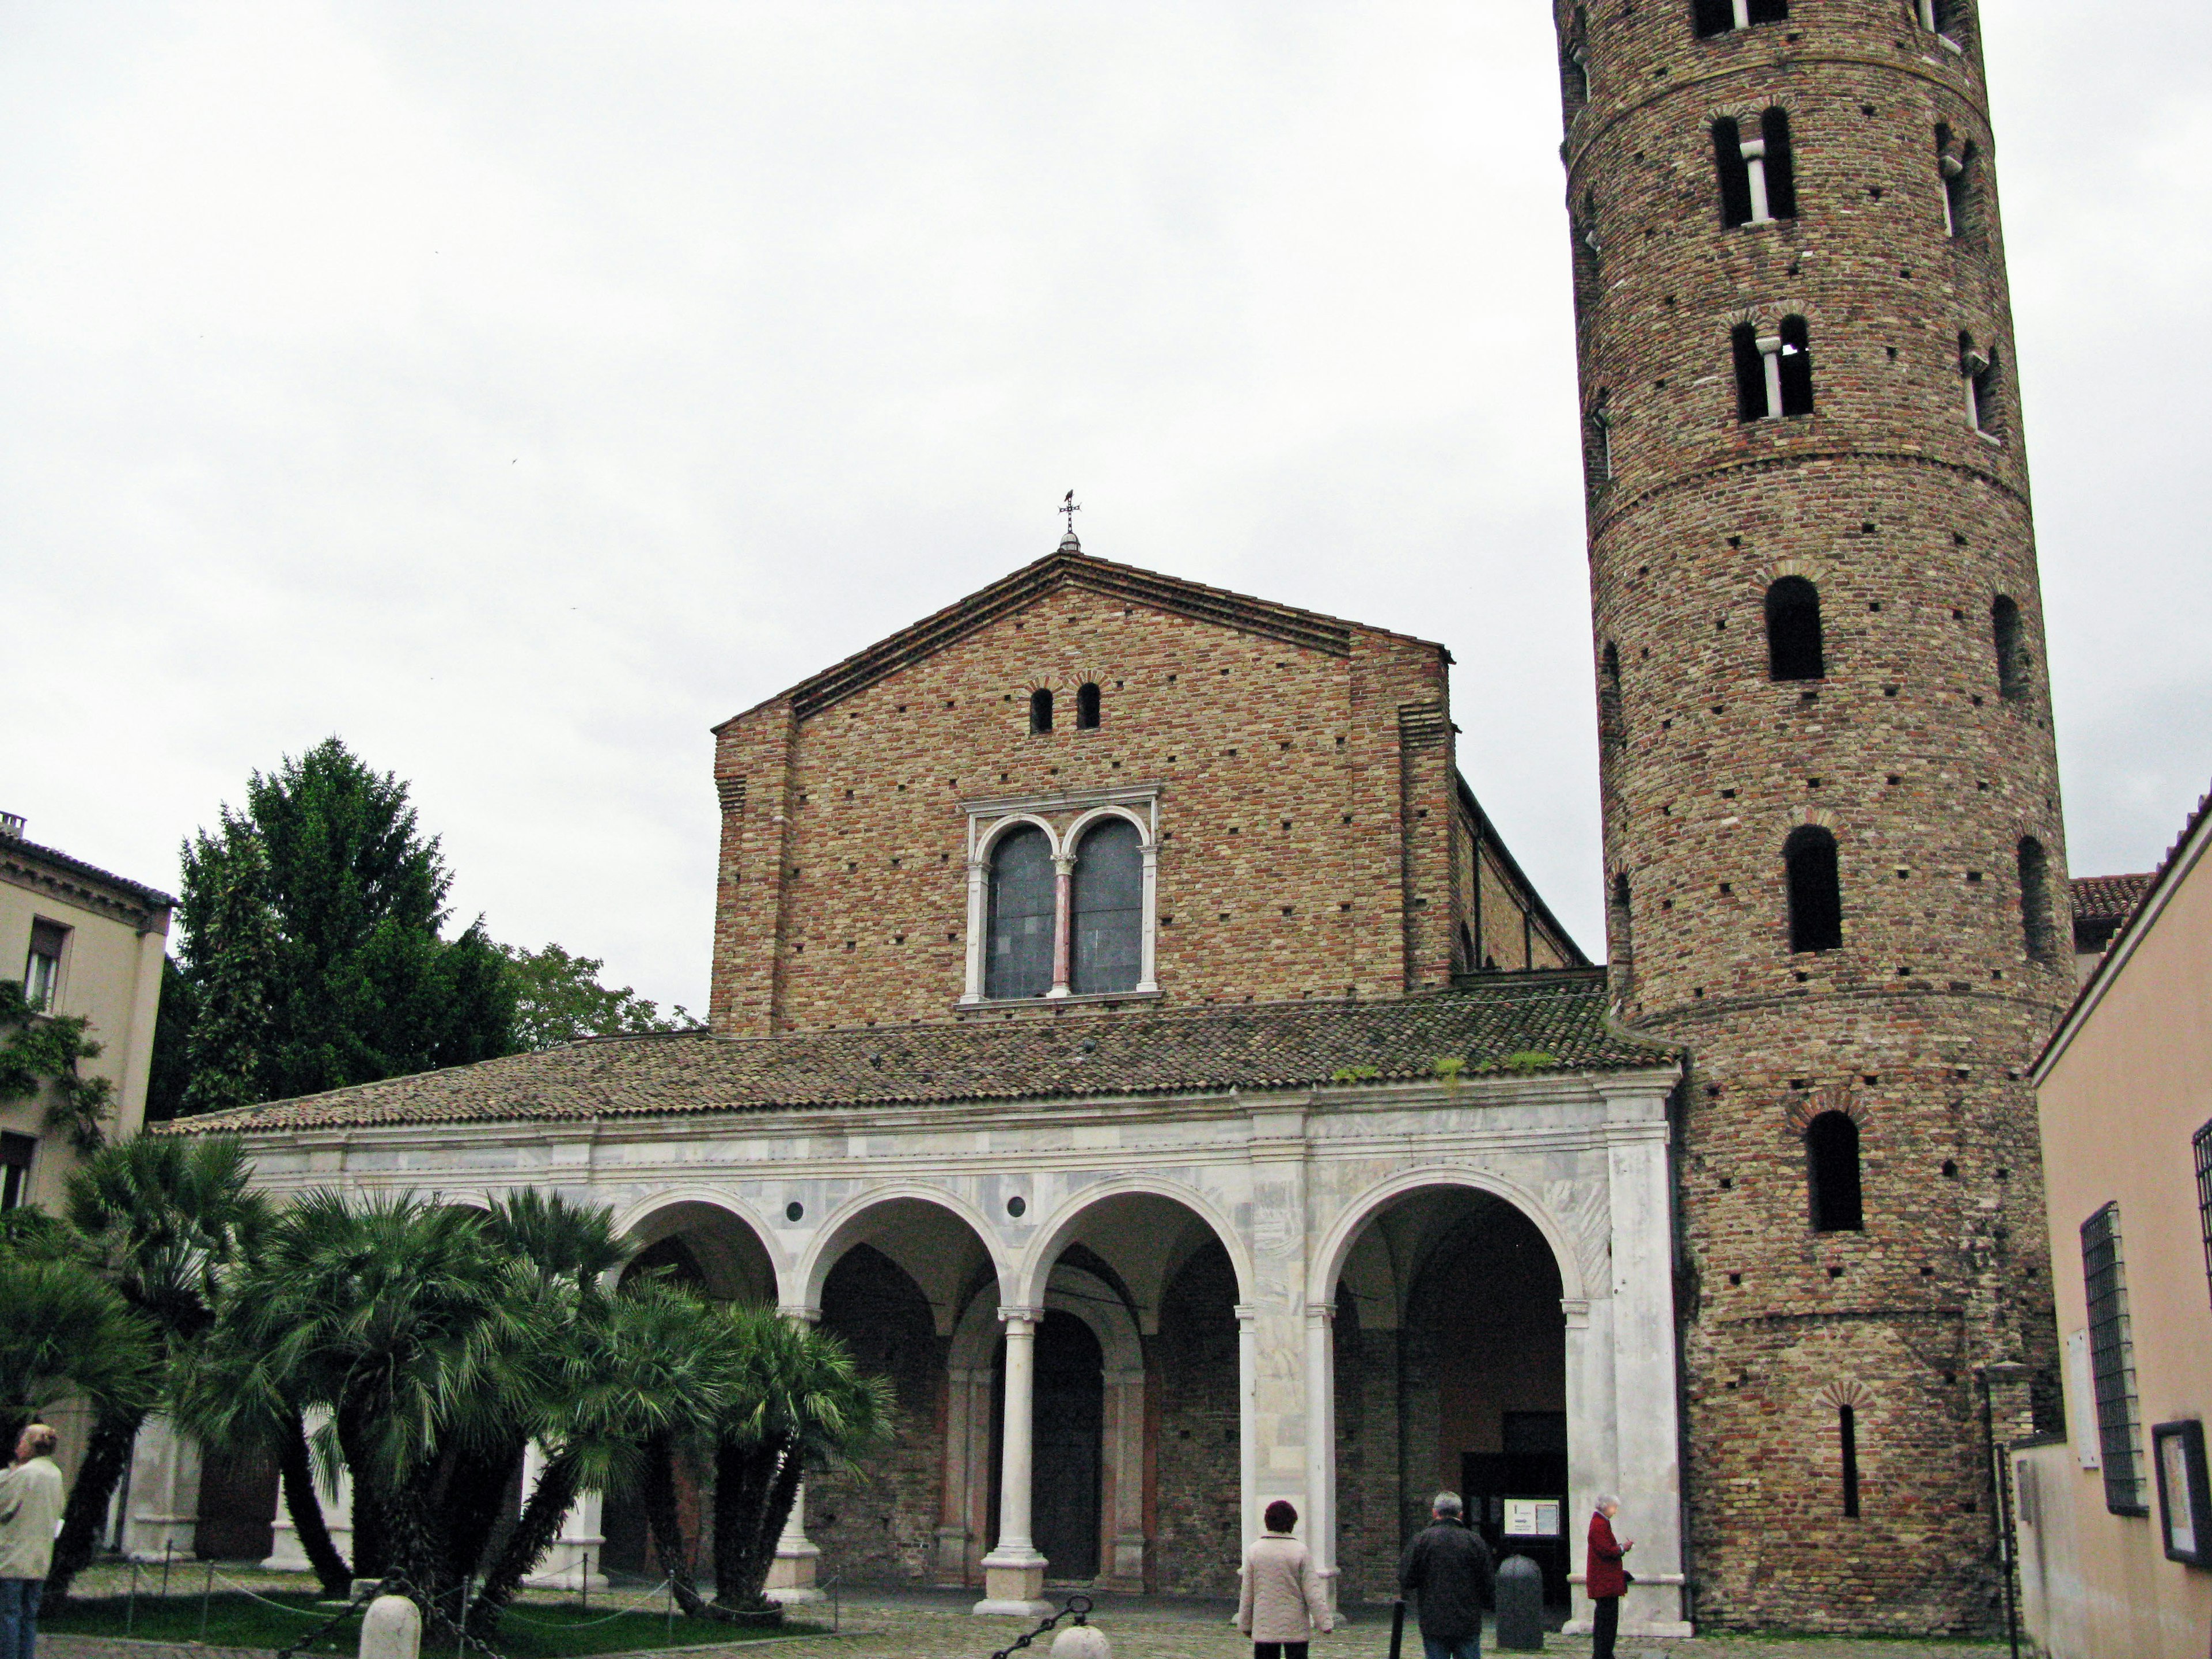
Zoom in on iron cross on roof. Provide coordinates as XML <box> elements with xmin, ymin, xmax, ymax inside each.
<box><xmin>1060</xmin><ymin>491</ymin><xmax>1080</xmax><ymax>533</ymax></box>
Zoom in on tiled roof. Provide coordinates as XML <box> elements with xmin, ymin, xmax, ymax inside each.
<box><xmin>0</xmin><ymin>835</ymin><xmax>175</xmax><ymax>914</ymax></box>
<box><xmin>165</xmin><ymin>971</ymin><xmax>1672</xmax><ymax>1137</ymax></box>
<box><xmin>2070</xmin><ymin>873</ymin><xmax>2154</xmax><ymax>924</ymax></box>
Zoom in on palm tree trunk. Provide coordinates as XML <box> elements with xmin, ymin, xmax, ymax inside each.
<box><xmin>335</xmin><ymin>1403</ymin><xmax>388</xmax><ymax>1580</ymax></box>
<box><xmin>277</xmin><ymin>1411</ymin><xmax>353</xmax><ymax>1599</ymax></box>
<box><xmin>438</xmin><ymin>1440</ymin><xmax>524</xmax><ymax>1590</ymax></box>
<box><xmin>43</xmin><ymin>1407</ymin><xmax>141</xmax><ymax>1604</ymax></box>
<box><xmin>639</xmin><ymin>1433</ymin><xmax>712</xmax><ymax>1618</ymax></box>
<box><xmin>466</xmin><ymin>1450</ymin><xmax>581</xmax><ymax>1641</ymax></box>
<box><xmin>710</xmin><ymin>1436</ymin><xmax>798</xmax><ymax>1612</ymax></box>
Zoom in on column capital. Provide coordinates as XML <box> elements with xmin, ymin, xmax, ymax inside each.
<box><xmin>998</xmin><ymin>1304</ymin><xmax>1046</xmax><ymax>1327</ymax></box>
<box><xmin>1305</xmin><ymin>1302</ymin><xmax>1337</xmax><ymax>1324</ymax></box>
<box><xmin>1234</xmin><ymin>1302</ymin><xmax>1260</xmax><ymax>1324</ymax></box>
<box><xmin>781</xmin><ymin>1303</ymin><xmax>822</xmax><ymax>1324</ymax></box>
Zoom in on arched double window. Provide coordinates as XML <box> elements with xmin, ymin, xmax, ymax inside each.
<box><xmin>985</xmin><ymin>825</ymin><xmax>1056</xmax><ymax>999</ymax></box>
<box><xmin>1694</xmin><ymin>0</ymin><xmax>1787</xmax><ymax>38</ymax></box>
<box><xmin>1785</xmin><ymin>825</ymin><xmax>1843</xmax><ymax>953</ymax></box>
<box><xmin>1961</xmin><ymin>332</ymin><xmax>2005</xmax><ymax>438</ymax></box>
<box><xmin>1070</xmin><ymin>819</ymin><xmax>1143</xmax><ymax>994</ymax></box>
<box><xmin>1936</xmin><ymin>125</ymin><xmax>1978</xmax><ymax>237</ymax></box>
<box><xmin>1766</xmin><ymin>577</ymin><xmax>1825</xmax><ymax>681</ymax></box>
<box><xmin>1714</xmin><ymin>109</ymin><xmax>1798</xmax><ymax>228</ymax></box>
<box><xmin>1734</xmin><ymin>316</ymin><xmax>1814</xmax><ymax>421</ymax></box>
<box><xmin>1807</xmin><ymin>1110</ymin><xmax>1865</xmax><ymax>1232</ymax></box>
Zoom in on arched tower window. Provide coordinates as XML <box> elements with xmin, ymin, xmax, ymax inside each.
<box><xmin>1588</xmin><ymin>390</ymin><xmax>1613</xmax><ymax>488</ymax></box>
<box><xmin>1716</xmin><ymin>110</ymin><xmax>1798</xmax><ymax>227</ymax></box>
<box><xmin>1839</xmin><ymin>1404</ymin><xmax>1863</xmax><ymax>1516</ymax></box>
<box><xmin>1962</xmin><ymin>334</ymin><xmax>2004</xmax><ymax>438</ymax></box>
<box><xmin>1785</xmin><ymin>825</ymin><xmax>1843</xmax><ymax>953</ymax></box>
<box><xmin>1992</xmin><ymin>596</ymin><xmax>2024</xmax><ymax>700</ymax></box>
<box><xmin>1694</xmin><ymin>0</ymin><xmax>1787</xmax><ymax>39</ymax></box>
<box><xmin>1600</xmin><ymin>642</ymin><xmax>1626</xmax><ymax>747</ymax></box>
<box><xmin>1075</xmin><ymin>681</ymin><xmax>1102</xmax><ymax>729</ymax></box>
<box><xmin>1734</xmin><ymin>317</ymin><xmax>1814</xmax><ymax>421</ymax></box>
<box><xmin>1028</xmin><ymin>688</ymin><xmax>1054</xmax><ymax>734</ymax></box>
<box><xmin>1936</xmin><ymin>126</ymin><xmax>1978</xmax><ymax>237</ymax></box>
<box><xmin>1766</xmin><ymin>577</ymin><xmax>1825</xmax><ymax>680</ymax></box>
<box><xmin>1806</xmin><ymin>1110</ymin><xmax>1865</xmax><ymax>1232</ymax></box>
<box><xmin>1069</xmin><ymin>819</ymin><xmax>1143</xmax><ymax>995</ymax></box>
<box><xmin>2018</xmin><ymin>836</ymin><xmax>2055</xmax><ymax>963</ymax></box>
<box><xmin>985</xmin><ymin>825</ymin><xmax>1055</xmax><ymax>999</ymax></box>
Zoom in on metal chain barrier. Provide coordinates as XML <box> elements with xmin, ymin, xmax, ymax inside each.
<box><xmin>273</xmin><ymin>1582</ymin><xmax>376</xmax><ymax>1659</ymax></box>
<box><xmin>988</xmin><ymin>1593</ymin><xmax>1094</xmax><ymax>1659</ymax></box>
<box><xmin>494</xmin><ymin>1575</ymin><xmax>677</xmax><ymax>1630</ymax></box>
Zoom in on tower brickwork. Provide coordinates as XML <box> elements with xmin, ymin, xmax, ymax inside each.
<box><xmin>1554</xmin><ymin>0</ymin><xmax>2067</xmax><ymax>1630</ymax></box>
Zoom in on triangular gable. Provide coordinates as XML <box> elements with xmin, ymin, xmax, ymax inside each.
<box><xmin>717</xmin><ymin>540</ymin><xmax>1389</xmax><ymax>729</ymax></box>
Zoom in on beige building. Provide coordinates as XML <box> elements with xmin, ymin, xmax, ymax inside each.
<box><xmin>2019</xmin><ymin>790</ymin><xmax>2212</xmax><ymax>1659</ymax></box>
<box><xmin>0</xmin><ymin>811</ymin><xmax>172</xmax><ymax>1208</ymax></box>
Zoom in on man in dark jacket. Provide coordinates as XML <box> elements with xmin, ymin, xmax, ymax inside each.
<box><xmin>1398</xmin><ymin>1491</ymin><xmax>1495</xmax><ymax>1659</ymax></box>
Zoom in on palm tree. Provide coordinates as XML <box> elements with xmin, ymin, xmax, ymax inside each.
<box><xmin>44</xmin><ymin>1135</ymin><xmax>268</xmax><ymax>1602</ymax></box>
<box><xmin>0</xmin><ymin>1253</ymin><xmax>156</xmax><ymax>1453</ymax></box>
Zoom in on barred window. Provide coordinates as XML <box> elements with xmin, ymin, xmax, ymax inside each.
<box><xmin>2195</xmin><ymin>1120</ymin><xmax>2212</xmax><ymax>1308</ymax></box>
<box><xmin>2081</xmin><ymin>1203</ymin><xmax>2149</xmax><ymax>1514</ymax></box>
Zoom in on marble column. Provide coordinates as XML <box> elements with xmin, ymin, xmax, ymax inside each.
<box><xmin>1103</xmin><ymin>1365</ymin><xmax>1148</xmax><ymax>1592</ymax></box>
<box><xmin>122</xmin><ymin>1415</ymin><xmax>200</xmax><ymax>1562</ymax></box>
<box><xmin>264</xmin><ymin>1411</ymin><xmax>353</xmax><ymax>1574</ymax></box>
<box><xmin>767</xmin><ymin>1304</ymin><xmax>825</xmax><ymax>1605</ymax></box>
<box><xmin>520</xmin><ymin>1441</ymin><xmax>608</xmax><ymax>1590</ymax></box>
<box><xmin>974</xmin><ymin>1305</ymin><xmax>1050</xmax><ymax>1616</ymax></box>
<box><xmin>1303</xmin><ymin>1302</ymin><xmax>1338</xmax><ymax>1610</ymax></box>
<box><xmin>1048</xmin><ymin>857</ymin><xmax>1075</xmax><ymax>998</ymax></box>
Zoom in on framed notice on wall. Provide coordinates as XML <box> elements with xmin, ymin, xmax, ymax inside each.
<box><xmin>1502</xmin><ymin>1498</ymin><xmax>1563</xmax><ymax>1540</ymax></box>
<box><xmin>2152</xmin><ymin>1420</ymin><xmax>2211</xmax><ymax>1569</ymax></box>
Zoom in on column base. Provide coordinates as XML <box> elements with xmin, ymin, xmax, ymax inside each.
<box><xmin>766</xmin><ymin>1541</ymin><xmax>822</xmax><ymax>1604</ymax></box>
<box><xmin>972</xmin><ymin>1553</ymin><xmax>1051</xmax><ymax>1616</ymax></box>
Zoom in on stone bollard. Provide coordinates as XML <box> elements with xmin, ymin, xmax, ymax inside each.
<box><xmin>1494</xmin><ymin>1554</ymin><xmax>1544</xmax><ymax>1652</ymax></box>
<box><xmin>1049</xmin><ymin>1622</ymin><xmax>1111</xmax><ymax>1659</ymax></box>
<box><xmin>359</xmin><ymin>1594</ymin><xmax>421</xmax><ymax>1659</ymax></box>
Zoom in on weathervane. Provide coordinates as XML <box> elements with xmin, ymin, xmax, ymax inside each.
<box><xmin>1060</xmin><ymin>491</ymin><xmax>1080</xmax><ymax>534</ymax></box>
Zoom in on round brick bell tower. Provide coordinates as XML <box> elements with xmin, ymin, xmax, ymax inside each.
<box><xmin>1555</xmin><ymin>0</ymin><xmax>2069</xmax><ymax>1632</ymax></box>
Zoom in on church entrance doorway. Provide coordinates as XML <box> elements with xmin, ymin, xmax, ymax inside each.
<box><xmin>1330</xmin><ymin>1184</ymin><xmax>1568</xmax><ymax>1608</ymax></box>
<box><xmin>1028</xmin><ymin>1310</ymin><xmax>1103</xmax><ymax>1582</ymax></box>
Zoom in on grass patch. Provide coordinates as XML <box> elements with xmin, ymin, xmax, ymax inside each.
<box><xmin>43</xmin><ymin>1592</ymin><xmax>823</xmax><ymax>1656</ymax></box>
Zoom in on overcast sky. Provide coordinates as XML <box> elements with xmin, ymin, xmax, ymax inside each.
<box><xmin>5</xmin><ymin>2</ymin><xmax>2207</xmax><ymax>1016</ymax></box>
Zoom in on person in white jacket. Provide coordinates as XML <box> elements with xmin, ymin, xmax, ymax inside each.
<box><xmin>1236</xmin><ymin>1499</ymin><xmax>1335</xmax><ymax>1658</ymax></box>
<box><xmin>0</xmin><ymin>1423</ymin><xmax>66</xmax><ymax>1659</ymax></box>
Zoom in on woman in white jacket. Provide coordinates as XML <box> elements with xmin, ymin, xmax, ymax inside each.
<box><xmin>1237</xmin><ymin>1499</ymin><xmax>1335</xmax><ymax>1658</ymax></box>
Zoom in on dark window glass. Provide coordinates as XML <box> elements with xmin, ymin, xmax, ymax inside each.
<box><xmin>1839</xmin><ymin>1405</ymin><xmax>1862</xmax><ymax>1517</ymax></box>
<box><xmin>1069</xmin><ymin>819</ymin><xmax>1142</xmax><ymax>995</ymax></box>
<box><xmin>24</xmin><ymin>919</ymin><xmax>66</xmax><ymax>1010</ymax></box>
<box><xmin>0</xmin><ymin>1132</ymin><xmax>32</xmax><ymax>1212</ymax></box>
<box><xmin>1785</xmin><ymin>825</ymin><xmax>1843</xmax><ymax>952</ymax></box>
<box><xmin>1778</xmin><ymin>315</ymin><xmax>1815</xmax><ymax>416</ymax></box>
<box><xmin>1766</xmin><ymin>577</ymin><xmax>1825</xmax><ymax>680</ymax></box>
<box><xmin>1993</xmin><ymin>596</ymin><xmax>2024</xmax><ymax>700</ymax></box>
<box><xmin>2018</xmin><ymin>837</ymin><xmax>2054</xmax><ymax>962</ymax></box>
<box><xmin>1808</xmin><ymin>1111</ymin><xmax>1864</xmax><ymax>1232</ymax></box>
<box><xmin>1075</xmin><ymin>682</ymin><xmax>1101</xmax><ymax>729</ymax></box>
<box><xmin>1733</xmin><ymin>324</ymin><xmax>1767</xmax><ymax>421</ymax></box>
<box><xmin>1029</xmin><ymin>688</ymin><xmax>1054</xmax><ymax>734</ymax></box>
<box><xmin>986</xmin><ymin>825</ymin><xmax>1056</xmax><ymax>999</ymax></box>
<box><xmin>1714</xmin><ymin>118</ymin><xmax>1754</xmax><ymax>227</ymax></box>
<box><xmin>2082</xmin><ymin>1203</ymin><xmax>2148</xmax><ymax>1513</ymax></box>
<box><xmin>1762</xmin><ymin>108</ymin><xmax>1798</xmax><ymax>219</ymax></box>
<box><xmin>1692</xmin><ymin>0</ymin><xmax>1735</xmax><ymax>36</ymax></box>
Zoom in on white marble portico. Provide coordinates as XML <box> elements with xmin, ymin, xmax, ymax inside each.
<box><xmin>225</xmin><ymin>1059</ymin><xmax>1692</xmax><ymax>1636</ymax></box>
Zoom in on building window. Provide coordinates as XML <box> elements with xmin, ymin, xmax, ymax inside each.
<box><xmin>1694</xmin><ymin>0</ymin><xmax>1787</xmax><ymax>38</ymax></box>
<box><xmin>1807</xmin><ymin>1111</ymin><xmax>1865</xmax><ymax>1232</ymax></box>
<box><xmin>2081</xmin><ymin>1202</ymin><xmax>2149</xmax><ymax>1514</ymax></box>
<box><xmin>2018</xmin><ymin>837</ymin><xmax>2055</xmax><ymax>962</ymax></box>
<box><xmin>1715</xmin><ymin>110</ymin><xmax>1798</xmax><ymax>228</ymax></box>
<box><xmin>1028</xmin><ymin>688</ymin><xmax>1055</xmax><ymax>735</ymax></box>
<box><xmin>0</xmin><ymin>1133</ymin><xmax>32</xmax><ymax>1211</ymax></box>
<box><xmin>1963</xmin><ymin>334</ymin><xmax>2004</xmax><ymax>438</ymax></box>
<box><xmin>1599</xmin><ymin>643</ymin><xmax>1625</xmax><ymax>749</ymax></box>
<box><xmin>1561</xmin><ymin>8</ymin><xmax>1590</xmax><ymax>113</ymax></box>
<box><xmin>1069</xmin><ymin>818</ymin><xmax>1143</xmax><ymax>995</ymax></box>
<box><xmin>1766</xmin><ymin>577</ymin><xmax>1825</xmax><ymax>681</ymax></box>
<box><xmin>1075</xmin><ymin>682</ymin><xmax>1102</xmax><ymax>730</ymax></box>
<box><xmin>1588</xmin><ymin>391</ymin><xmax>1613</xmax><ymax>487</ymax></box>
<box><xmin>1992</xmin><ymin>596</ymin><xmax>2025</xmax><ymax>700</ymax></box>
<box><xmin>1785</xmin><ymin>825</ymin><xmax>1843</xmax><ymax>953</ymax></box>
<box><xmin>1839</xmin><ymin>1404</ymin><xmax>1862</xmax><ymax>1517</ymax></box>
<box><xmin>1916</xmin><ymin>0</ymin><xmax>1969</xmax><ymax>44</ymax></box>
<box><xmin>1937</xmin><ymin>126</ymin><xmax>1978</xmax><ymax>237</ymax></box>
<box><xmin>2195</xmin><ymin>1119</ymin><xmax>2212</xmax><ymax>1308</ymax></box>
<box><xmin>23</xmin><ymin>921</ymin><xmax>66</xmax><ymax>1011</ymax></box>
<box><xmin>985</xmin><ymin>825</ymin><xmax>1056</xmax><ymax>999</ymax></box>
<box><xmin>1734</xmin><ymin>317</ymin><xmax>1814</xmax><ymax>421</ymax></box>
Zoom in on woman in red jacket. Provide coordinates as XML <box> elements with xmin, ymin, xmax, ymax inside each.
<box><xmin>1585</xmin><ymin>1495</ymin><xmax>1632</xmax><ymax>1659</ymax></box>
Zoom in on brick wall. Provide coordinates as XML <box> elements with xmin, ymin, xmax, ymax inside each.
<box><xmin>1556</xmin><ymin>0</ymin><xmax>2065</xmax><ymax>1630</ymax></box>
<box><xmin>1149</xmin><ymin>1241</ymin><xmax>1243</xmax><ymax>1596</ymax></box>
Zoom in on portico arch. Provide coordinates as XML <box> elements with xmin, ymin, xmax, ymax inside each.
<box><xmin>616</xmin><ymin>1194</ymin><xmax>780</xmax><ymax>1304</ymax></box>
<box><xmin>797</xmin><ymin>1185</ymin><xmax>1012</xmax><ymax>1323</ymax></box>
<box><xmin>1015</xmin><ymin>1175</ymin><xmax>1253</xmax><ymax>1314</ymax></box>
<box><xmin>1309</xmin><ymin>1165</ymin><xmax>1592</xmax><ymax>1309</ymax></box>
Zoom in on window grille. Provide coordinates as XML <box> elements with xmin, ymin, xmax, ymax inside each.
<box><xmin>2195</xmin><ymin>1120</ymin><xmax>2212</xmax><ymax>1309</ymax></box>
<box><xmin>2081</xmin><ymin>1202</ymin><xmax>2149</xmax><ymax>1513</ymax></box>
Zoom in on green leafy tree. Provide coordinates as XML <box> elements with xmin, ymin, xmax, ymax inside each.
<box><xmin>500</xmin><ymin>943</ymin><xmax>699</xmax><ymax>1051</ymax></box>
<box><xmin>143</xmin><ymin>958</ymin><xmax>198</xmax><ymax>1124</ymax></box>
<box><xmin>42</xmin><ymin>1136</ymin><xmax>270</xmax><ymax>1603</ymax></box>
<box><xmin>176</xmin><ymin>738</ymin><xmax>516</xmax><ymax>1113</ymax></box>
<box><xmin>0</xmin><ymin>979</ymin><xmax>118</xmax><ymax>1154</ymax></box>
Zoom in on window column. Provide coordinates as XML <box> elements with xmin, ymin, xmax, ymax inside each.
<box><xmin>1741</xmin><ymin>133</ymin><xmax>1772</xmax><ymax>224</ymax></box>
<box><xmin>1050</xmin><ymin>854</ymin><xmax>1075</xmax><ymax>998</ymax></box>
<box><xmin>1758</xmin><ymin>332</ymin><xmax>1785</xmax><ymax>419</ymax></box>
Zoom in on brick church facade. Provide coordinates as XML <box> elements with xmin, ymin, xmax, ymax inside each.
<box><xmin>171</xmin><ymin>0</ymin><xmax>2079</xmax><ymax>1638</ymax></box>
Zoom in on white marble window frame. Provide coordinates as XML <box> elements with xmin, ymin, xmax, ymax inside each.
<box><xmin>960</xmin><ymin>785</ymin><xmax>1161</xmax><ymax>1005</ymax></box>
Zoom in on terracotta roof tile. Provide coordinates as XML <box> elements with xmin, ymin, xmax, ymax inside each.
<box><xmin>165</xmin><ymin>971</ymin><xmax>1671</xmax><ymax>1137</ymax></box>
